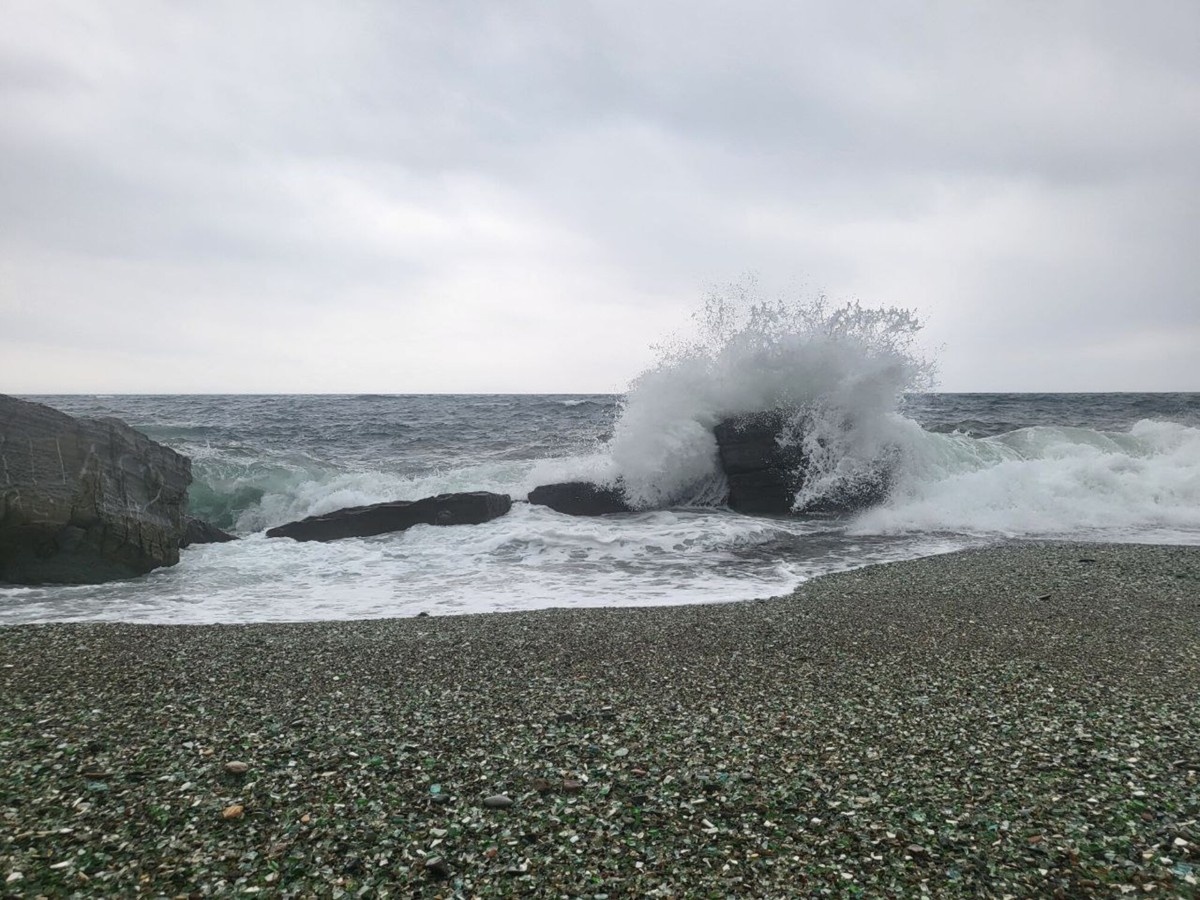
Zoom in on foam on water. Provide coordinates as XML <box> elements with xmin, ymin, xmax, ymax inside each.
<box><xmin>853</xmin><ymin>418</ymin><xmax>1200</xmax><ymax>542</ymax></box>
<box><xmin>1</xmin><ymin>504</ymin><xmax>959</xmax><ymax>624</ymax></box>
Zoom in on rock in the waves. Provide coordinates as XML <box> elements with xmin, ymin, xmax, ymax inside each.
<box><xmin>527</xmin><ymin>481</ymin><xmax>632</xmax><ymax>516</ymax></box>
<box><xmin>712</xmin><ymin>412</ymin><xmax>806</xmax><ymax>515</ymax></box>
<box><xmin>181</xmin><ymin>516</ymin><xmax>237</xmax><ymax>548</ymax></box>
<box><xmin>0</xmin><ymin>395</ymin><xmax>192</xmax><ymax>584</ymax></box>
<box><xmin>713</xmin><ymin>411</ymin><xmax>893</xmax><ymax>515</ymax></box>
<box><xmin>265</xmin><ymin>491</ymin><xmax>512</xmax><ymax>542</ymax></box>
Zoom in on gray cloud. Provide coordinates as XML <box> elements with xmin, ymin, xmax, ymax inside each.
<box><xmin>1</xmin><ymin>0</ymin><xmax>1198</xmax><ymax>392</ymax></box>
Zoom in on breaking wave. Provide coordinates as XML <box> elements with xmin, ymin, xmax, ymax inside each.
<box><xmin>608</xmin><ymin>282</ymin><xmax>935</xmax><ymax>509</ymax></box>
<box><xmin>180</xmin><ymin>280</ymin><xmax>1199</xmax><ymax>549</ymax></box>
<box><xmin>854</xmin><ymin>418</ymin><xmax>1200</xmax><ymax>542</ymax></box>
<box><xmin>599</xmin><ymin>281</ymin><xmax>1199</xmax><ymax>542</ymax></box>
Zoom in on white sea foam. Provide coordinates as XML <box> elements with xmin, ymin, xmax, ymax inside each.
<box><xmin>853</xmin><ymin>419</ymin><xmax>1200</xmax><ymax>542</ymax></box>
<box><xmin>1</xmin><ymin>505</ymin><xmax>902</xmax><ymax>624</ymax></box>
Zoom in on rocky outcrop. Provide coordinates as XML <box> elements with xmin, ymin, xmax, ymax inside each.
<box><xmin>181</xmin><ymin>516</ymin><xmax>237</xmax><ymax>548</ymax></box>
<box><xmin>527</xmin><ymin>482</ymin><xmax>632</xmax><ymax>516</ymax></box>
<box><xmin>265</xmin><ymin>491</ymin><xmax>513</xmax><ymax>542</ymax></box>
<box><xmin>712</xmin><ymin>412</ymin><xmax>806</xmax><ymax>515</ymax></box>
<box><xmin>799</xmin><ymin>464</ymin><xmax>894</xmax><ymax>515</ymax></box>
<box><xmin>713</xmin><ymin>411</ymin><xmax>893</xmax><ymax>516</ymax></box>
<box><xmin>0</xmin><ymin>395</ymin><xmax>192</xmax><ymax>584</ymax></box>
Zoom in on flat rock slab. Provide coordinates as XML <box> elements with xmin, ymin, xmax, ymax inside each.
<box><xmin>527</xmin><ymin>481</ymin><xmax>632</xmax><ymax>516</ymax></box>
<box><xmin>265</xmin><ymin>491</ymin><xmax>512</xmax><ymax>542</ymax></box>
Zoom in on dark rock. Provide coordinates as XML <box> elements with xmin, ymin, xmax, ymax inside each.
<box><xmin>527</xmin><ymin>481</ymin><xmax>631</xmax><ymax>516</ymax></box>
<box><xmin>712</xmin><ymin>412</ymin><xmax>805</xmax><ymax>515</ymax></box>
<box><xmin>713</xmin><ymin>411</ymin><xmax>894</xmax><ymax>516</ymax></box>
<box><xmin>265</xmin><ymin>491</ymin><xmax>512</xmax><ymax>542</ymax></box>
<box><xmin>801</xmin><ymin>462</ymin><xmax>894</xmax><ymax>515</ymax></box>
<box><xmin>181</xmin><ymin>516</ymin><xmax>237</xmax><ymax>548</ymax></box>
<box><xmin>423</xmin><ymin>855</ymin><xmax>451</xmax><ymax>878</ymax></box>
<box><xmin>0</xmin><ymin>395</ymin><xmax>192</xmax><ymax>584</ymax></box>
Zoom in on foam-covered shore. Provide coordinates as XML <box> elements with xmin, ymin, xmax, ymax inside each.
<box><xmin>2</xmin><ymin>542</ymin><xmax>1198</xmax><ymax>897</ymax></box>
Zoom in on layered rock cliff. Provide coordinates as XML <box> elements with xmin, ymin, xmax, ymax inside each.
<box><xmin>0</xmin><ymin>395</ymin><xmax>193</xmax><ymax>584</ymax></box>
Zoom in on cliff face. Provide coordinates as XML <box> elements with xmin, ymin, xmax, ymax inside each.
<box><xmin>0</xmin><ymin>395</ymin><xmax>192</xmax><ymax>584</ymax></box>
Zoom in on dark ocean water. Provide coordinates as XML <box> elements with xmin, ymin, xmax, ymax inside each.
<box><xmin>2</xmin><ymin>392</ymin><xmax>1198</xmax><ymax>624</ymax></box>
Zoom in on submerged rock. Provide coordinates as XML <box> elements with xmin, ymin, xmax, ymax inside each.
<box><xmin>527</xmin><ymin>481</ymin><xmax>632</xmax><ymax>516</ymax></box>
<box><xmin>181</xmin><ymin>516</ymin><xmax>237</xmax><ymax>548</ymax></box>
<box><xmin>265</xmin><ymin>491</ymin><xmax>513</xmax><ymax>542</ymax></box>
<box><xmin>0</xmin><ymin>394</ymin><xmax>192</xmax><ymax>584</ymax></box>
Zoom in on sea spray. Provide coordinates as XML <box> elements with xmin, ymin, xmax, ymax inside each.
<box><xmin>608</xmin><ymin>282</ymin><xmax>936</xmax><ymax>510</ymax></box>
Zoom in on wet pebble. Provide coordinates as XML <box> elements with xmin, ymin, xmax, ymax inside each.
<box><xmin>423</xmin><ymin>855</ymin><xmax>450</xmax><ymax>878</ymax></box>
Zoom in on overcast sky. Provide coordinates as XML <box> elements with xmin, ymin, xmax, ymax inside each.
<box><xmin>2</xmin><ymin>1</ymin><xmax>1198</xmax><ymax>393</ymax></box>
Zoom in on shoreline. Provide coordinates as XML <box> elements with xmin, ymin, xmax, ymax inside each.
<box><xmin>2</xmin><ymin>541</ymin><xmax>1198</xmax><ymax>896</ymax></box>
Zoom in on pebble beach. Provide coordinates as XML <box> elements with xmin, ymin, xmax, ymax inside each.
<box><xmin>2</xmin><ymin>541</ymin><xmax>1198</xmax><ymax>898</ymax></box>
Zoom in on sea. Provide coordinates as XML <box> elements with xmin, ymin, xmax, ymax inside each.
<box><xmin>3</xmin><ymin>298</ymin><xmax>1198</xmax><ymax>625</ymax></box>
<box><xmin>2</xmin><ymin>391</ymin><xmax>1197</xmax><ymax>626</ymax></box>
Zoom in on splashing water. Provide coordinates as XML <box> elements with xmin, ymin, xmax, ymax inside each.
<box><xmin>7</xmin><ymin>287</ymin><xmax>1197</xmax><ymax>626</ymax></box>
<box><xmin>854</xmin><ymin>417</ymin><xmax>1200</xmax><ymax>541</ymax></box>
<box><xmin>608</xmin><ymin>281</ymin><xmax>936</xmax><ymax>509</ymax></box>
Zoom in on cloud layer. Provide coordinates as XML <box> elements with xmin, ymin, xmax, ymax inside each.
<box><xmin>2</xmin><ymin>1</ymin><xmax>1198</xmax><ymax>392</ymax></box>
